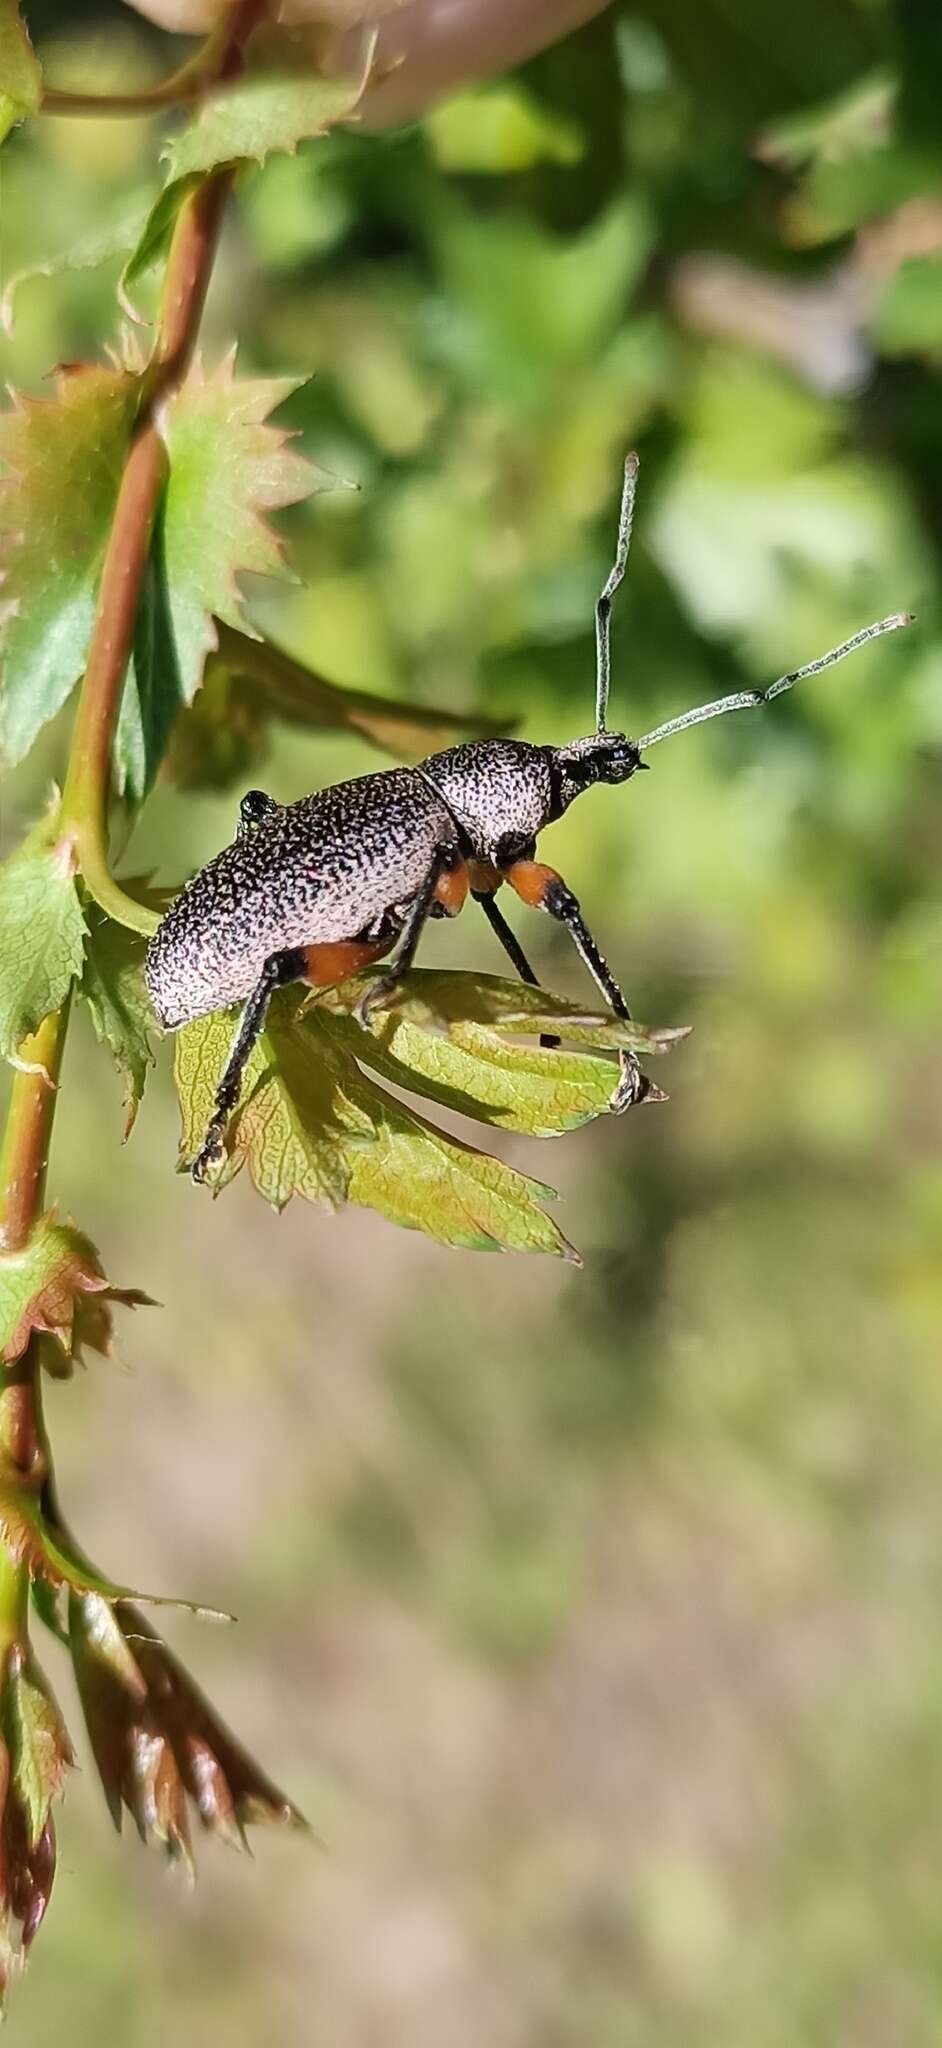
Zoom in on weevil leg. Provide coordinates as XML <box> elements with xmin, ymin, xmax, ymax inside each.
<box><xmin>190</xmin><ymin>946</ymin><xmax>305</xmax><ymax>1182</ymax></box>
<box><xmin>474</xmin><ymin>890</ymin><xmax>560</xmax><ymax>1051</ymax></box>
<box><xmin>238</xmin><ymin>789</ymin><xmax>279</xmax><ymax>838</ymax></box>
<box><xmin>504</xmin><ymin>859</ymin><xmax>662</xmax><ymax>1114</ymax></box>
<box><xmin>354</xmin><ymin>847</ymin><xmax>457</xmax><ymax>1029</ymax></box>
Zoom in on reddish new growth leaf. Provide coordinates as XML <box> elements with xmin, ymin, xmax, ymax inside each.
<box><xmin>69</xmin><ymin>1595</ymin><xmax>304</xmax><ymax>1866</ymax></box>
<box><xmin>0</xmin><ymin>1645</ymin><xmax>73</xmax><ymax>2001</ymax></box>
<box><xmin>0</xmin><ymin>1213</ymin><xmax>152</xmax><ymax>1368</ymax></box>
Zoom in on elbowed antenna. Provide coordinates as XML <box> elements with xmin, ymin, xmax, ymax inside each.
<box><xmin>636</xmin><ymin>611</ymin><xmax>914</xmax><ymax>752</ymax></box>
<box><xmin>596</xmin><ymin>450</ymin><xmax>640</xmax><ymax>733</ymax></box>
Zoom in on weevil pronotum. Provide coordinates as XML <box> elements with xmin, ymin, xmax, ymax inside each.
<box><xmin>145</xmin><ymin>454</ymin><xmax>913</xmax><ymax>1183</ymax></box>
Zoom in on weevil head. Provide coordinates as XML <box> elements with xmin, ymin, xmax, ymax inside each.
<box><xmin>548</xmin><ymin>731</ymin><xmax>646</xmax><ymax>816</ymax></box>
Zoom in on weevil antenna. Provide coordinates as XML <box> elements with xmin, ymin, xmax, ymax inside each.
<box><xmin>635</xmin><ymin>612</ymin><xmax>914</xmax><ymax>751</ymax></box>
<box><xmin>596</xmin><ymin>451</ymin><xmax>640</xmax><ymax>733</ymax></box>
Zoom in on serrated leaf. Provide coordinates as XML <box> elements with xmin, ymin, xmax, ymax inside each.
<box><xmin>0</xmin><ymin>1221</ymin><xmax>104</xmax><ymax>1363</ymax></box>
<box><xmin>0</xmin><ymin>366</ymin><xmax>140</xmax><ymax>766</ymax></box>
<box><xmin>0</xmin><ymin>1482</ymin><xmax>227</xmax><ymax>1619</ymax></box>
<box><xmin>324</xmin><ymin>1006</ymin><xmax>621</xmax><ymax>1135</ymax></box>
<box><xmin>70</xmin><ymin>1593</ymin><xmax>303</xmax><ymax>1857</ymax></box>
<box><xmin>0</xmin><ymin>196</ymin><xmax>151</xmax><ymax>335</ymax></box>
<box><xmin>0</xmin><ymin>0</ymin><xmax>41</xmax><ymax>146</ymax></box>
<box><xmin>121</xmin><ymin>36</ymin><xmax>369</xmax><ymax>302</ymax></box>
<box><xmin>79</xmin><ymin>909</ymin><xmax>155</xmax><ymax>1135</ymax></box>
<box><xmin>174</xmin><ymin>990</ymin><xmax>579</xmax><ymax>1259</ymax></box>
<box><xmin>133</xmin><ymin>357</ymin><xmax>314</xmax><ymax>728</ymax></box>
<box><xmin>3</xmin><ymin>1650</ymin><xmax>72</xmax><ymax>1853</ymax></box>
<box><xmin>321</xmin><ymin>968</ymin><xmax>688</xmax><ymax>1056</ymax></box>
<box><xmin>0</xmin><ymin>1212</ymin><xmax>151</xmax><ymax>1366</ymax></box>
<box><xmin>168</xmin><ymin>31</ymin><xmax>370</xmax><ymax>182</ymax></box>
<box><xmin>341</xmin><ymin>1078</ymin><xmax>575</xmax><ymax>1259</ymax></box>
<box><xmin>0</xmin><ymin>809</ymin><xmax>86</xmax><ymax>1065</ymax></box>
<box><xmin>114</xmin><ymin>358</ymin><xmax>322</xmax><ymax>798</ymax></box>
<box><xmin>173</xmin><ymin>1002</ymin><xmax>352</xmax><ymax>1210</ymax></box>
<box><xmin>164</xmin><ymin>620</ymin><xmax>509</xmax><ymax>790</ymax></box>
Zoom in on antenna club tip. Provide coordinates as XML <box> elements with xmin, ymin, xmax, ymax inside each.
<box><xmin>624</xmin><ymin>450</ymin><xmax>640</xmax><ymax>474</ymax></box>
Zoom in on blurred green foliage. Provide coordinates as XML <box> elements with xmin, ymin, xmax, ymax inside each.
<box><xmin>6</xmin><ymin>0</ymin><xmax>942</xmax><ymax>2041</ymax></box>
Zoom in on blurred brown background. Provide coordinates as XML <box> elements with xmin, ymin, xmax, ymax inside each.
<box><xmin>5</xmin><ymin>1</ymin><xmax>942</xmax><ymax>2040</ymax></box>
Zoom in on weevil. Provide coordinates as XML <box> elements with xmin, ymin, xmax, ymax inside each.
<box><xmin>145</xmin><ymin>454</ymin><xmax>912</xmax><ymax>1183</ymax></box>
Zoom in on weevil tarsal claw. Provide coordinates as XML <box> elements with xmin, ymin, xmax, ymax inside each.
<box><xmin>189</xmin><ymin>1129</ymin><xmax>226</xmax><ymax>1184</ymax></box>
<box><xmin>354</xmin><ymin>978</ymin><xmax>396</xmax><ymax>1031</ymax></box>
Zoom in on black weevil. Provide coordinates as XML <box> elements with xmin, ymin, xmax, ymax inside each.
<box><xmin>145</xmin><ymin>454</ymin><xmax>911</xmax><ymax>1181</ymax></box>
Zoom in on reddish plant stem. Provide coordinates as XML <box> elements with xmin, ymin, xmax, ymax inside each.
<box><xmin>0</xmin><ymin>1010</ymin><xmax>67</xmax><ymax>1256</ymax></box>
<box><xmin>60</xmin><ymin>0</ymin><xmax>266</xmax><ymax>912</ymax></box>
<box><xmin>1</xmin><ymin>0</ymin><xmax>266</xmax><ymax>1488</ymax></box>
<box><xmin>0</xmin><ymin>1008</ymin><xmax>68</xmax><ymax>1479</ymax></box>
<box><xmin>59</xmin><ymin>169</ymin><xmax>233</xmax><ymax>926</ymax></box>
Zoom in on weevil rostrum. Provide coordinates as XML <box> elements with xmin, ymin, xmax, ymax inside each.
<box><xmin>145</xmin><ymin>455</ymin><xmax>912</xmax><ymax>1183</ymax></box>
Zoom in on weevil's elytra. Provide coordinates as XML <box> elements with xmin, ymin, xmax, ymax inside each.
<box><xmin>145</xmin><ymin>452</ymin><xmax>913</xmax><ymax>1183</ymax></box>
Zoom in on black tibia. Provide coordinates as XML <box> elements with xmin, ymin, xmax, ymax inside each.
<box><xmin>190</xmin><ymin>946</ymin><xmax>305</xmax><ymax>1182</ymax></box>
<box><xmin>355</xmin><ymin>847</ymin><xmax>457</xmax><ymax>1028</ymax></box>
<box><xmin>238</xmin><ymin>789</ymin><xmax>279</xmax><ymax>837</ymax></box>
<box><xmin>474</xmin><ymin>890</ymin><xmax>559</xmax><ymax>1051</ymax></box>
<box><xmin>540</xmin><ymin>877</ymin><xmax>657</xmax><ymax>1115</ymax></box>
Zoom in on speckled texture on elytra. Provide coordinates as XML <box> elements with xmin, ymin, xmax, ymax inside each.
<box><xmin>145</xmin><ymin>734</ymin><xmax>642</xmax><ymax>1027</ymax></box>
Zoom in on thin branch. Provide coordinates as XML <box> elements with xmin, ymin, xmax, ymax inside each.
<box><xmin>0</xmin><ymin>1005</ymin><xmax>69</xmax><ymax>1481</ymax></box>
<box><xmin>41</xmin><ymin>81</ymin><xmax>201</xmax><ymax>119</ymax></box>
<box><xmin>39</xmin><ymin>8</ymin><xmax>243</xmax><ymax>122</ymax></box>
<box><xmin>0</xmin><ymin>4</ymin><xmax>264</xmax><ymax>1506</ymax></box>
<box><xmin>59</xmin><ymin>169</ymin><xmax>234</xmax><ymax>938</ymax></box>
<box><xmin>58</xmin><ymin>3</ymin><xmax>265</xmax><ymax>933</ymax></box>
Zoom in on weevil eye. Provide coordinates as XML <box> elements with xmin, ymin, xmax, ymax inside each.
<box><xmin>556</xmin><ymin>733</ymin><xmax>641</xmax><ymax>787</ymax></box>
<box><xmin>599</xmin><ymin>737</ymin><xmax>643</xmax><ymax>783</ymax></box>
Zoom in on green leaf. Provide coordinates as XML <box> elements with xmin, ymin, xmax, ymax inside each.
<box><xmin>0</xmin><ymin>366</ymin><xmax>140</xmax><ymax>766</ymax></box>
<box><xmin>174</xmin><ymin>990</ymin><xmax>580</xmax><ymax>1260</ymax></box>
<box><xmin>756</xmin><ymin>69</ymin><xmax>896</xmax><ymax>175</ymax></box>
<box><xmin>322</xmin><ymin>1009</ymin><xmax>624</xmax><ymax>1136</ymax></box>
<box><xmin>173</xmin><ymin>1000</ymin><xmax>351</xmax><ymax>1210</ymax></box>
<box><xmin>164</xmin><ymin>620</ymin><xmax>510</xmax><ymax>791</ymax></box>
<box><xmin>164</xmin><ymin>358</ymin><xmax>313</xmax><ymax>682</ymax></box>
<box><xmin>340</xmin><ymin>1078</ymin><xmax>575</xmax><ymax>1260</ymax></box>
<box><xmin>0</xmin><ymin>0</ymin><xmax>41</xmax><ymax>146</ymax></box>
<box><xmin>425</xmin><ymin>83</ymin><xmax>583</xmax><ymax>174</ymax></box>
<box><xmin>327</xmin><ymin>969</ymin><xmax>686</xmax><ymax>1054</ymax></box>
<box><xmin>79</xmin><ymin>910</ymin><xmax>155</xmax><ymax>1136</ymax></box>
<box><xmin>0</xmin><ymin>195</ymin><xmax>151</xmax><ymax>335</ymax></box>
<box><xmin>121</xmin><ymin>35</ymin><xmax>369</xmax><ymax>300</ymax></box>
<box><xmin>113</xmin><ymin>510</ymin><xmax>185</xmax><ymax>801</ymax></box>
<box><xmin>162</xmin><ymin>648</ymin><xmax>267</xmax><ymax>793</ymax></box>
<box><xmin>114</xmin><ymin>356</ymin><xmax>325</xmax><ymax>796</ymax></box>
<box><xmin>167</xmin><ymin>31</ymin><xmax>370</xmax><ymax>183</ymax></box>
<box><xmin>430</xmin><ymin>195</ymin><xmax>653</xmax><ymax>398</ymax></box>
<box><xmin>871</xmin><ymin>254</ymin><xmax>942</xmax><ymax>356</ymax></box>
<box><xmin>0</xmin><ymin>808</ymin><xmax>86</xmax><ymax>1065</ymax></box>
<box><xmin>0</xmin><ymin>1211</ymin><xmax>150</xmax><ymax>1365</ymax></box>
<box><xmin>119</xmin><ymin>174</ymin><xmax>201</xmax><ymax>311</ymax></box>
<box><xmin>3</xmin><ymin>1649</ymin><xmax>72</xmax><ymax>1851</ymax></box>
